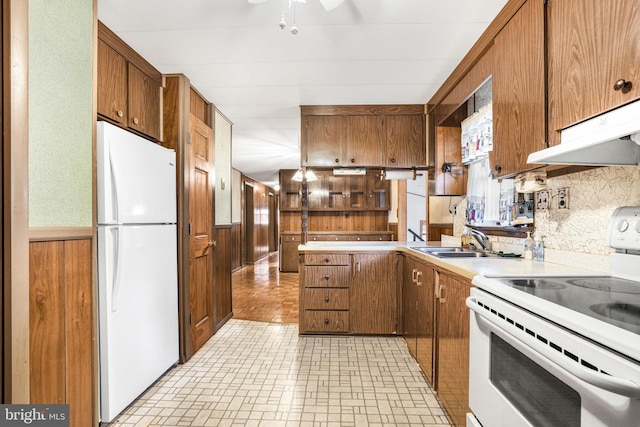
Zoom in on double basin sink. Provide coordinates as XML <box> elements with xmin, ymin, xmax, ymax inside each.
<box><xmin>410</xmin><ymin>246</ymin><xmax>508</xmax><ymax>259</ymax></box>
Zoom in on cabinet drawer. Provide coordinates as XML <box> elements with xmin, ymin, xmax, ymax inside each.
<box><xmin>305</xmin><ymin>266</ymin><xmax>350</xmax><ymax>288</ymax></box>
<box><xmin>305</xmin><ymin>253</ymin><xmax>350</xmax><ymax>266</ymax></box>
<box><xmin>302</xmin><ymin>310</ymin><xmax>349</xmax><ymax>333</ymax></box>
<box><xmin>303</xmin><ymin>289</ymin><xmax>349</xmax><ymax>310</ymax></box>
<box><xmin>282</xmin><ymin>234</ymin><xmax>302</xmax><ymax>242</ymax></box>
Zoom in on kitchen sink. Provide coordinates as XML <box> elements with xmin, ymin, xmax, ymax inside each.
<box><xmin>410</xmin><ymin>246</ymin><xmax>512</xmax><ymax>259</ymax></box>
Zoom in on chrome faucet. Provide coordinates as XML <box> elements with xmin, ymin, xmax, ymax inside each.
<box><xmin>469</xmin><ymin>228</ymin><xmax>492</xmax><ymax>251</ymax></box>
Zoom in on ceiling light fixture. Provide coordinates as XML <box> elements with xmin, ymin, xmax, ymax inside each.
<box><xmin>292</xmin><ymin>168</ymin><xmax>318</xmax><ymax>182</ymax></box>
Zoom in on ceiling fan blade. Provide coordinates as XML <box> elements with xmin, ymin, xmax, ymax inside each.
<box><xmin>318</xmin><ymin>0</ymin><xmax>344</xmax><ymax>11</ymax></box>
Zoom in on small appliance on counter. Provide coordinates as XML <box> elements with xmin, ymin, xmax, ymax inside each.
<box><xmin>467</xmin><ymin>206</ymin><xmax>640</xmax><ymax>427</ymax></box>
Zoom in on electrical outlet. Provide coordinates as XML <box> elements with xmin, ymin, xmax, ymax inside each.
<box><xmin>557</xmin><ymin>187</ymin><xmax>569</xmax><ymax>209</ymax></box>
<box><xmin>536</xmin><ymin>190</ymin><xmax>549</xmax><ymax>211</ymax></box>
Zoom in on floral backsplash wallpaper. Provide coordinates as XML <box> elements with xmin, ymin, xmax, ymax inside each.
<box><xmin>454</xmin><ymin>166</ymin><xmax>640</xmax><ymax>264</ymax></box>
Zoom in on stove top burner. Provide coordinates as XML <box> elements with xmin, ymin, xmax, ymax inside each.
<box><xmin>590</xmin><ymin>303</ymin><xmax>640</xmax><ymax>327</ymax></box>
<box><xmin>507</xmin><ymin>279</ymin><xmax>566</xmax><ymax>290</ymax></box>
<box><xmin>568</xmin><ymin>278</ymin><xmax>640</xmax><ymax>294</ymax></box>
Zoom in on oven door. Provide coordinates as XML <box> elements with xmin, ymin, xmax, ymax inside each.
<box><xmin>466</xmin><ymin>288</ymin><xmax>640</xmax><ymax>427</ymax></box>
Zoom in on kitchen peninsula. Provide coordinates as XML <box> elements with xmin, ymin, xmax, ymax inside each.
<box><xmin>298</xmin><ymin>240</ymin><xmax>604</xmax><ymax>426</ymax></box>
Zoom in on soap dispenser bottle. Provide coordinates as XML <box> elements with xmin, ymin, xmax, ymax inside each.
<box><xmin>523</xmin><ymin>231</ymin><xmax>533</xmax><ymax>260</ymax></box>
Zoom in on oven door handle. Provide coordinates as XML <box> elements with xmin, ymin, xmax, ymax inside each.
<box><xmin>467</xmin><ymin>296</ymin><xmax>640</xmax><ymax>399</ymax></box>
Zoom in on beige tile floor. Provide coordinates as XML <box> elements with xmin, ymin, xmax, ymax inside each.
<box><xmin>106</xmin><ymin>319</ymin><xmax>451</xmax><ymax>427</ymax></box>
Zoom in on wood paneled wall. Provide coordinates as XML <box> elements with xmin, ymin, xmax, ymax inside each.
<box><xmin>214</xmin><ymin>225</ymin><xmax>233</xmax><ymax>331</ymax></box>
<box><xmin>242</xmin><ymin>175</ymin><xmax>274</xmax><ymax>263</ymax></box>
<box><xmin>29</xmin><ymin>238</ymin><xmax>93</xmax><ymax>427</ymax></box>
<box><xmin>231</xmin><ymin>223</ymin><xmax>242</xmax><ymax>272</ymax></box>
<box><xmin>281</xmin><ymin>211</ymin><xmax>389</xmax><ymax>232</ymax></box>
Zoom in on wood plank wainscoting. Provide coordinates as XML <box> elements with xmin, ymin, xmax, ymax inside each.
<box><xmin>214</xmin><ymin>224</ymin><xmax>233</xmax><ymax>332</ymax></box>
<box><xmin>231</xmin><ymin>222</ymin><xmax>242</xmax><ymax>272</ymax></box>
<box><xmin>28</xmin><ymin>228</ymin><xmax>94</xmax><ymax>427</ymax></box>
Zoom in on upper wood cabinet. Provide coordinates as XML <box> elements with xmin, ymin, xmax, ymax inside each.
<box><xmin>301</xmin><ymin>105</ymin><xmax>426</xmax><ymax>168</ymax></box>
<box><xmin>491</xmin><ymin>0</ymin><xmax>545</xmax><ymax>177</ymax></box>
<box><xmin>547</xmin><ymin>0</ymin><xmax>640</xmax><ymax>146</ymax></box>
<box><xmin>97</xmin><ymin>22</ymin><xmax>162</xmax><ymax>141</ymax></box>
<box><xmin>434</xmin><ymin>126</ymin><xmax>466</xmax><ymax>196</ymax></box>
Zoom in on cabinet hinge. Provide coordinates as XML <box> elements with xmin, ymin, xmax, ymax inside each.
<box><xmin>188</xmin><ymin>133</ymin><xmax>193</xmax><ymax>144</ymax></box>
<box><xmin>189</xmin><ymin>223</ymin><xmax>193</xmax><ymax>235</ymax></box>
<box><xmin>189</xmin><ymin>313</ymin><xmax>193</xmax><ymax>325</ymax></box>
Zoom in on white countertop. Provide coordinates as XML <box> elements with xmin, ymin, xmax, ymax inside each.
<box><xmin>298</xmin><ymin>241</ymin><xmax>605</xmax><ymax>280</ymax></box>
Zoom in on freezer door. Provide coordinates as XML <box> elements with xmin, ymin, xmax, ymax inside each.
<box><xmin>98</xmin><ymin>224</ymin><xmax>179</xmax><ymax>423</ymax></box>
<box><xmin>97</xmin><ymin>121</ymin><xmax>176</xmax><ymax>224</ymax></box>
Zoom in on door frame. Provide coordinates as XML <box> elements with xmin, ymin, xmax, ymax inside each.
<box><xmin>3</xmin><ymin>0</ymin><xmax>30</xmax><ymax>402</ymax></box>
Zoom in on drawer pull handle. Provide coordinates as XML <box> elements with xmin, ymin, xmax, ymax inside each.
<box><xmin>613</xmin><ymin>79</ymin><xmax>632</xmax><ymax>93</ymax></box>
<box><xmin>324</xmin><ymin>258</ymin><xmax>330</xmax><ymax>263</ymax></box>
<box><xmin>324</xmin><ymin>318</ymin><xmax>330</xmax><ymax>325</ymax></box>
<box><xmin>324</xmin><ymin>296</ymin><xmax>330</xmax><ymax>303</ymax></box>
<box><xmin>116</xmin><ymin>110</ymin><xmax>124</xmax><ymax>118</ymax></box>
<box><xmin>324</xmin><ymin>275</ymin><xmax>330</xmax><ymax>280</ymax></box>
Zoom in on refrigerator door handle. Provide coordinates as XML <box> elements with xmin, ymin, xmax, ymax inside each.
<box><xmin>111</xmin><ymin>226</ymin><xmax>123</xmax><ymax>312</ymax></box>
<box><xmin>107</xmin><ymin>139</ymin><xmax>120</xmax><ymax>224</ymax></box>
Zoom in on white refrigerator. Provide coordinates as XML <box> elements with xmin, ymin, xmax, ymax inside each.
<box><xmin>96</xmin><ymin>121</ymin><xmax>179</xmax><ymax>423</ymax></box>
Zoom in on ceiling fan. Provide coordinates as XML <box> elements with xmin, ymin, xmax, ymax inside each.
<box><xmin>248</xmin><ymin>0</ymin><xmax>345</xmax><ymax>12</ymax></box>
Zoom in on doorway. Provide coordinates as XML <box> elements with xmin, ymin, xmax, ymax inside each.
<box><xmin>244</xmin><ymin>183</ymin><xmax>254</xmax><ymax>263</ymax></box>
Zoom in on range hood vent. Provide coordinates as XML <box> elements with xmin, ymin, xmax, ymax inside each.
<box><xmin>527</xmin><ymin>100</ymin><xmax>640</xmax><ymax>166</ymax></box>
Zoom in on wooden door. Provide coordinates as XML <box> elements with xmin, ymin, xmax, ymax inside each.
<box><xmin>385</xmin><ymin>115</ymin><xmax>425</xmax><ymax>167</ymax></box>
<box><xmin>128</xmin><ymin>63</ymin><xmax>161</xmax><ymax>140</ymax></box>
<box><xmin>547</xmin><ymin>0</ymin><xmax>640</xmax><ymax>144</ymax></box>
<box><xmin>436</xmin><ymin>273</ymin><xmax>471</xmax><ymax>427</ymax></box>
<box><xmin>343</xmin><ymin>115</ymin><xmax>384</xmax><ymax>166</ymax></box>
<box><xmin>402</xmin><ymin>256</ymin><xmax>418</xmax><ymax>357</ymax></box>
<box><xmin>189</xmin><ymin>115</ymin><xmax>215</xmax><ymax>354</ymax></box>
<box><xmin>97</xmin><ymin>39</ymin><xmax>127</xmax><ymax>125</ymax></box>
<box><xmin>416</xmin><ymin>264</ymin><xmax>435</xmax><ymax>385</ymax></box>
<box><xmin>350</xmin><ymin>253</ymin><xmax>397</xmax><ymax>334</ymax></box>
<box><xmin>491</xmin><ymin>0</ymin><xmax>545</xmax><ymax>176</ymax></box>
<box><xmin>302</xmin><ymin>115</ymin><xmax>343</xmax><ymax>166</ymax></box>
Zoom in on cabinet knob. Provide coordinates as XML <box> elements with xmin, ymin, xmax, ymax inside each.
<box><xmin>350</xmin><ymin>158</ymin><xmax>355</xmax><ymax>163</ymax></box>
<box><xmin>324</xmin><ymin>318</ymin><xmax>330</xmax><ymax>325</ymax></box>
<box><xmin>324</xmin><ymin>296</ymin><xmax>330</xmax><ymax>303</ymax></box>
<box><xmin>613</xmin><ymin>79</ymin><xmax>632</xmax><ymax>93</ymax></box>
<box><xmin>324</xmin><ymin>258</ymin><xmax>330</xmax><ymax>263</ymax></box>
<box><xmin>335</xmin><ymin>158</ymin><xmax>340</xmax><ymax>163</ymax></box>
<box><xmin>324</xmin><ymin>274</ymin><xmax>330</xmax><ymax>280</ymax></box>
<box><xmin>495</xmin><ymin>165</ymin><xmax>503</xmax><ymax>174</ymax></box>
<box><xmin>390</xmin><ymin>158</ymin><xmax>396</xmax><ymax>163</ymax></box>
<box><xmin>116</xmin><ymin>110</ymin><xmax>124</xmax><ymax>118</ymax></box>
<box><xmin>132</xmin><ymin>117</ymin><xmax>139</xmax><ymax>125</ymax></box>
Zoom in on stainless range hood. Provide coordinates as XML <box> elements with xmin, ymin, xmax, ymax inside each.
<box><xmin>527</xmin><ymin>100</ymin><xmax>640</xmax><ymax>166</ymax></box>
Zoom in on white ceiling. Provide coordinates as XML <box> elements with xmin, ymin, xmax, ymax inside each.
<box><xmin>98</xmin><ymin>0</ymin><xmax>508</xmax><ymax>188</ymax></box>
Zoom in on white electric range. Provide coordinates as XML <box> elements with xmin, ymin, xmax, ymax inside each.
<box><xmin>467</xmin><ymin>206</ymin><xmax>640</xmax><ymax>427</ymax></box>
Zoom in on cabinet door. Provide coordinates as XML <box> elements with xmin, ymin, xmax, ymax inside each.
<box><xmin>347</xmin><ymin>176</ymin><xmax>366</xmax><ymax>209</ymax></box>
<box><xmin>307</xmin><ymin>173</ymin><xmax>325</xmax><ymax>210</ymax></box>
<box><xmin>279</xmin><ymin>234</ymin><xmax>301</xmax><ymax>272</ymax></box>
<box><xmin>128</xmin><ymin>63</ymin><xmax>161</xmax><ymax>140</ymax></box>
<box><xmin>416</xmin><ymin>263</ymin><xmax>435</xmax><ymax>385</ymax></box>
<box><xmin>402</xmin><ymin>256</ymin><xmax>419</xmax><ymax>357</ymax></box>
<box><xmin>302</xmin><ymin>115</ymin><xmax>344</xmax><ymax>166</ymax></box>
<box><xmin>434</xmin><ymin>126</ymin><xmax>466</xmax><ymax>195</ymax></box>
<box><xmin>279</xmin><ymin>170</ymin><xmax>301</xmax><ymax>211</ymax></box>
<box><xmin>548</xmin><ymin>0</ymin><xmax>640</xmax><ymax>145</ymax></box>
<box><xmin>492</xmin><ymin>0</ymin><xmax>545</xmax><ymax>176</ymax></box>
<box><xmin>343</xmin><ymin>116</ymin><xmax>385</xmax><ymax>166</ymax></box>
<box><xmin>97</xmin><ymin>39</ymin><xmax>127</xmax><ymax>125</ymax></box>
<box><xmin>366</xmin><ymin>170</ymin><xmax>389</xmax><ymax>210</ymax></box>
<box><xmin>436</xmin><ymin>273</ymin><xmax>471</xmax><ymax>427</ymax></box>
<box><xmin>350</xmin><ymin>253</ymin><xmax>397</xmax><ymax>334</ymax></box>
<box><xmin>326</xmin><ymin>175</ymin><xmax>347</xmax><ymax>210</ymax></box>
<box><xmin>385</xmin><ymin>115</ymin><xmax>426</xmax><ymax>167</ymax></box>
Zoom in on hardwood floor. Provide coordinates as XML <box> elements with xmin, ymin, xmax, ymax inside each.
<box><xmin>231</xmin><ymin>252</ymin><xmax>299</xmax><ymax>324</ymax></box>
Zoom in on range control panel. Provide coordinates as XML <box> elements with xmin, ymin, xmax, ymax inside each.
<box><xmin>607</xmin><ymin>206</ymin><xmax>640</xmax><ymax>250</ymax></box>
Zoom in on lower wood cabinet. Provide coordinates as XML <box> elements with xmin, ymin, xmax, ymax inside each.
<box><xmin>299</xmin><ymin>251</ymin><xmax>399</xmax><ymax>335</ymax></box>
<box><xmin>402</xmin><ymin>254</ymin><xmax>471</xmax><ymax>427</ymax></box>
<box><xmin>436</xmin><ymin>272</ymin><xmax>471</xmax><ymax>427</ymax></box>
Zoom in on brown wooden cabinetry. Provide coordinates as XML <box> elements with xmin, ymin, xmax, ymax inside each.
<box><xmin>301</xmin><ymin>105</ymin><xmax>426</xmax><ymax>168</ymax></box>
<box><xmin>547</xmin><ymin>0</ymin><xmax>640</xmax><ymax>146</ymax></box>
<box><xmin>402</xmin><ymin>254</ymin><xmax>436</xmax><ymax>385</ymax></box>
<box><xmin>97</xmin><ymin>22</ymin><xmax>162</xmax><ymax>141</ymax></box>
<box><xmin>299</xmin><ymin>251</ymin><xmax>399</xmax><ymax>335</ymax></box>
<box><xmin>350</xmin><ymin>253</ymin><xmax>398</xmax><ymax>334</ymax></box>
<box><xmin>491</xmin><ymin>0</ymin><xmax>545</xmax><ymax>176</ymax></box>
<box><xmin>436</xmin><ymin>271</ymin><xmax>471</xmax><ymax>427</ymax></box>
<box><xmin>299</xmin><ymin>253</ymin><xmax>351</xmax><ymax>333</ymax></box>
<box><xmin>435</xmin><ymin>126</ymin><xmax>466</xmax><ymax>195</ymax></box>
